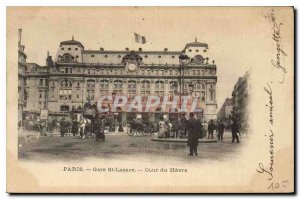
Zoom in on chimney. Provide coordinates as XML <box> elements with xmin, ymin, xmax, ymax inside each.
<box><xmin>164</xmin><ymin>48</ymin><xmax>168</xmax><ymax>51</ymax></box>
<box><xmin>138</xmin><ymin>48</ymin><xmax>142</xmax><ymax>51</ymax></box>
<box><xmin>46</xmin><ymin>52</ymin><xmax>54</xmax><ymax>67</ymax></box>
<box><xmin>100</xmin><ymin>47</ymin><xmax>104</xmax><ymax>51</ymax></box>
<box><xmin>18</xmin><ymin>29</ymin><xmax>22</xmax><ymax>46</ymax></box>
<box><xmin>125</xmin><ymin>47</ymin><xmax>129</xmax><ymax>51</ymax></box>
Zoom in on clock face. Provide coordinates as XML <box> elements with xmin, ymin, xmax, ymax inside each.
<box><xmin>128</xmin><ymin>63</ymin><xmax>136</xmax><ymax>71</ymax></box>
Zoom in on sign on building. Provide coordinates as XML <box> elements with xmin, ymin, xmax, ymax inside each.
<box><xmin>40</xmin><ymin>109</ymin><xmax>49</xmax><ymax>120</ymax></box>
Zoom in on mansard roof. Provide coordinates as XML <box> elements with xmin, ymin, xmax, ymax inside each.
<box><xmin>60</xmin><ymin>39</ymin><xmax>84</xmax><ymax>48</ymax></box>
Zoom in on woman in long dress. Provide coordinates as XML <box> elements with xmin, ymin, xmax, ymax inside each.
<box><xmin>158</xmin><ymin>119</ymin><xmax>166</xmax><ymax>138</ymax></box>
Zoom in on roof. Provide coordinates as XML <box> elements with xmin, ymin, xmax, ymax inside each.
<box><xmin>185</xmin><ymin>38</ymin><xmax>208</xmax><ymax>49</ymax></box>
<box><xmin>60</xmin><ymin>39</ymin><xmax>84</xmax><ymax>48</ymax></box>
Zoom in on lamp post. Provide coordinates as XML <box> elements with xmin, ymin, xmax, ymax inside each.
<box><xmin>178</xmin><ymin>52</ymin><xmax>190</xmax><ymax>119</ymax></box>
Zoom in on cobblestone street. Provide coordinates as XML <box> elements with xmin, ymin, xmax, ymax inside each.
<box><xmin>18</xmin><ymin>130</ymin><xmax>248</xmax><ymax>163</ymax></box>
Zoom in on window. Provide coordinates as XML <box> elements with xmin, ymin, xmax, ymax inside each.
<box><xmin>39</xmin><ymin>90</ymin><xmax>43</xmax><ymax>98</ymax></box>
<box><xmin>128</xmin><ymin>80</ymin><xmax>136</xmax><ymax>100</ymax></box>
<box><xmin>68</xmin><ymin>48</ymin><xmax>71</xmax><ymax>50</ymax></box>
<box><xmin>189</xmin><ymin>49</ymin><xmax>192</xmax><ymax>52</ymax></box>
<box><xmin>145</xmin><ymin>55</ymin><xmax>148</xmax><ymax>58</ymax></box>
<box><xmin>91</xmin><ymin>55</ymin><xmax>94</xmax><ymax>58</ymax></box>
<box><xmin>169</xmin><ymin>81</ymin><xmax>178</xmax><ymax>90</ymax></box>
<box><xmin>75</xmin><ymin>48</ymin><xmax>78</xmax><ymax>51</ymax></box>
<box><xmin>158</xmin><ymin>55</ymin><xmax>161</xmax><ymax>58</ymax></box>
<box><xmin>100</xmin><ymin>80</ymin><xmax>109</xmax><ymax>96</ymax></box>
<box><xmin>141</xmin><ymin>81</ymin><xmax>150</xmax><ymax>90</ymax></box>
<box><xmin>100</xmin><ymin>80</ymin><xmax>109</xmax><ymax>89</ymax></box>
<box><xmin>155</xmin><ymin>81</ymin><xmax>164</xmax><ymax>90</ymax></box>
<box><xmin>161</xmin><ymin>70</ymin><xmax>164</xmax><ymax>75</ymax></box>
<box><xmin>155</xmin><ymin>70</ymin><xmax>159</xmax><ymax>75</ymax></box>
<box><xmin>59</xmin><ymin>80</ymin><xmax>72</xmax><ymax>100</ymax></box>
<box><xmin>39</xmin><ymin>79</ymin><xmax>43</xmax><ymax>86</ymax></box>
<box><xmin>170</xmin><ymin>70</ymin><xmax>173</xmax><ymax>75</ymax></box>
<box><xmin>105</xmin><ymin>55</ymin><xmax>108</xmax><ymax>58</ymax></box>
<box><xmin>201</xmin><ymin>91</ymin><xmax>205</xmax><ymax>102</ymax></box>
<box><xmin>114</xmin><ymin>80</ymin><xmax>122</xmax><ymax>89</ymax></box>
<box><xmin>61</xmin><ymin>48</ymin><xmax>64</xmax><ymax>50</ymax></box>
<box><xmin>86</xmin><ymin>80</ymin><xmax>95</xmax><ymax>100</ymax></box>
<box><xmin>196</xmin><ymin>49</ymin><xmax>199</xmax><ymax>52</ymax></box>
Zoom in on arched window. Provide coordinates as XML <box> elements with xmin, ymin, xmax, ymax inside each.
<box><xmin>128</xmin><ymin>80</ymin><xmax>136</xmax><ymax>100</ymax></box>
<box><xmin>114</xmin><ymin>80</ymin><xmax>122</xmax><ymax>89</ymax></box>
<box><xmin>141</xmin><ymin>80</ymin><xmax>150</xmax><ymax>101</ymax></box>
<box><xmin>86</xmin><ymin>80</ymin><xmax>95</xmax><ymax>100</ymax></box>
<box><xmin>59</xmin><ymin>80</ymin><xmax>72</xmax><ymax>100</ymax></box>
<box><xmin>155</xmin><ymin>81</ymin><xmax>164</xmax><ymax>98</ymax></box>
<box><xmin>100</xmin><ymin>80</ymin><xmax>109</xmax><ymax>96</ymax></box>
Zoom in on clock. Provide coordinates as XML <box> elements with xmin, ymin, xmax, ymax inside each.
<box><xmin>127</xmin><ymin>62</ymin><xmax>137</xmax><ymax>72</ymax></box>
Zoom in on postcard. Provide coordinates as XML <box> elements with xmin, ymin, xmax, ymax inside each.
<box><xmin>7</xmin><ymin>7</ymin><xmax>294</xmax><ymax>193</ymax></box>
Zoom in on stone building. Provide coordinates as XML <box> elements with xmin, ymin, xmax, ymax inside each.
<box><xmin>231</xmin><ymin>71</ymin><xmax>250</xmax><ymax>124</ymax></box>
<box><xmin>18</xmin><ymin>29</ymin><xmax>27</xmax><ymax>124</ymax></box>
<box><xmin>217</xmin><ymin>98</ymin><xmax>233</xmax><ymax>121</ymax></box>
<box><xmin>24</xmin><ymin>37</ymin><xmax>218</xmax><ymax>122</ymax></box>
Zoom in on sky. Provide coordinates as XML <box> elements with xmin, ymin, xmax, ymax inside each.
<box><xmin>9</xmin><ymin>7</ymin><xmax>256</xmax><ymax>110</ymax></box>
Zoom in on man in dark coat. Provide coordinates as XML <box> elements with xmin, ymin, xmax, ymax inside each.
<box><xmin>71</xmin><ymin>117</ymin><xmax>78</xmax><ymax>136</ymax></box>
<box><xmin>196</xmin><ymin>118</ymin><xmax>203</xmax><ymax>139</ymax></box>
<box><xmin>187</xmin><ymin>112</ymin><xmax>199</xmax><ymax>156</ymax></box>
<box><xmin>172</xmin><ymin>118</ymin><xmax>181</xmax><ymax>139</ymax></box>
<box><xmin>231</xmin><ymin>119</ymin><xmax>240</xmax><ymax>143</ymax></box>
<box><xmin>60</xmin><ymin>117</ymin><xmax>66</xmax><ymax>137</ymax></box>
<box><xmin>207</xmin><ymin>120</ymin><xmax>215</xmax><ymax>139</ymax></box>
<box><xmin>217</xmin><ymin>120</ymin><xmax>225</xmax><ymax>142</ymax></box>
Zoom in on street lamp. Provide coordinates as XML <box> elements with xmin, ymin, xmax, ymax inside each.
<box><xmin>178</xmin><ymin>52</ymin><xmax>190</xmax><ymax>119</ymax></box>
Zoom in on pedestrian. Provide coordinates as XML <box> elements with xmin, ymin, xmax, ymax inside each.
<box><xmin>196</xmin><ymin>117</ymin><xmax>203</xmax><ymax>139</ymax></box>
<box><xmin>187</xmin><ymin>112</ymin><xmax>199</xmax><ymax>156</ymax></box>
<box><xmin>172</xmin><ymin>118</ymin><xmax>180</xmax><ymax>139</ymax></box>
<box><xmin>208</xmin><ymin>120</ymin><xmax>215</xmax><ymax>139</ymax></box>
<box><xmin>165</xmin><ymin>120</ymin><xmax>171</xmax><ymax>138</ymax></box>
<box><xmin>158</xmin><ymin>118</ymin><xmax>165</xmax><ymax>138</ymax></box>
<box><xmin>217</xmin><ymin>120</ymin><xmax>225</xmax><ymax>142</ymax></box>
<box><xmin>71</xmin><ymin>117</ymin><xmax>78</xmax><ymax>136</ymax></box>
<box><xmin>231</xmin><ymin>119</ymin><xmax>240</xmax><ymax>143</ymax></box>
<box><xmin>60</xmin><ymin>117</ymin><xmax>66</xmax><ymax>137</ymax></box>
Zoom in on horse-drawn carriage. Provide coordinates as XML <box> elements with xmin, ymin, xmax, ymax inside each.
<box><xmin>127</xmin><ymin>119</ymin><xmax>158</xmax><ymax>136</ymax></box>
<box><xmin>72</xmin><ymin>102</ymin><xmax>109</xmax><ymax>141</ymax></box>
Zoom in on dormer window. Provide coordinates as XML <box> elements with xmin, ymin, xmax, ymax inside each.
<box><xmin>91</xmin><ymin>55</ymin><xmax>94</xmax><ymax>58</ymax></box>
<box><xmin>158</xmin><ymin>55</ymin><xmax>161</xmax><ymax>58</ymax></box>
<box><xmin>196</xmin><ymin>49</ymin><xmax>199</xmax><ymax>52</ymax></box>
<box><xmin>189</xmin><ymin>49</ymin><xmax>192</xmax><ymax>52</ymax></box>
<box><xmin>145</xmin><ymin>55</ymin><xmax>148</xmax><ymax>58</ymax></box>
<box><xmin>171</xmin><ymin>55</ymin><xmax>175</xmax><ymax>58</ymax></box>
<box><xmin>105</xmin><ymin>55</ymin><xmax>108</xmax><ymax>58</ymax></box>
<box><xmin>75</xmin><ymin>48</ymin><xmax>78</xmax><ymax>51</ymax></box>
<box><xmin>203</xmin><ymin>49</ymin><xmax>207</xmax><ymax>52</ymax></box>
<box><xmin>68</xmin><ymin>48</ymin><xmax>71</xmax><ymax>50</ymax></box>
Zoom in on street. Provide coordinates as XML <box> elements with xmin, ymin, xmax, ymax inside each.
<box><xmin>18</xmin><ymin>130</ymin><xmax>248</xmax><ymax>163</ymax></box>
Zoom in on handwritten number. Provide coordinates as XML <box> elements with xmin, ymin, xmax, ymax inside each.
<box><xmin>267</xmin><ymin>180</ymin><xmax>288</xmax><ymax>190</ymax></box>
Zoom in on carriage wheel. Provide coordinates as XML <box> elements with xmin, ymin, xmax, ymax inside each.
<box><xmin>41</xmin><ymin>126</ymin><xmax>47</xmax><ymax>136</ymax></box>
<box><xmin>127</xmin><ymin>127</ymin><xmax>134</xmax><ymax>136</ymax></box>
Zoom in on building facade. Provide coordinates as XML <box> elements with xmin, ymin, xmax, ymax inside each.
<box><xmin>217</xmin><ymin>98</ymin><xmax>233</xmax><ymax>121</ymax></box>
<box><xmin>18</xmin><ymin>29</ymin><xmax>27</xmax><ymax>124</ymax></box>
<box><xmin>25</xmin><ymin>37</ymin><xmax>218</xmax><ymax>122</ymax></box>
<box><xmin>231</xmin><ymin>71</ymin><xmax>250</xmax><ymax>124</ymax></box>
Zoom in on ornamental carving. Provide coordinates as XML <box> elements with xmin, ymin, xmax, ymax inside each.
<box><xmin>58</xmin><ymin>53</ymin><xmax>75</xmax><ymax>63</ymax></box>
<box><xmin>191</xmin><ymin>55</ymin><xmax>204</xmax><ymax>64</ymax></box>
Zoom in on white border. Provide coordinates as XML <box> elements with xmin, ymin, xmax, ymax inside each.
<box><xmin>1</xmin><ymin>0</ymin><xmax>298</xmax><ymax>198</ymax></box>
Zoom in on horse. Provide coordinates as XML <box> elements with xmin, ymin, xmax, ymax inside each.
<box><xmin>76</xmin><ymin>113</ymin><xmax>92</xmax><ymax>138</ymax></box>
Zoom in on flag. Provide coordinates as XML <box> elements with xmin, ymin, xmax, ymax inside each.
<box><xmin>134</xmin><ymin>33</ymin><xmax>146</xmax><ymax>44</ymax></box>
